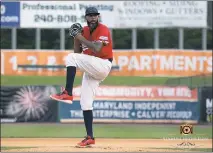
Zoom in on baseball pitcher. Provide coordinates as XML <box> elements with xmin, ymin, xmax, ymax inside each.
<box><xmin>50</xmin><ymin>7</ymin><xmax>113</xmax><ymax>147</ymax></box>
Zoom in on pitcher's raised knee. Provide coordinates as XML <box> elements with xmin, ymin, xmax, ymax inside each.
<box><xmin>66</xmin><ymin>53</ymin><xmax>77</xmax><ymax>67</ymax></box>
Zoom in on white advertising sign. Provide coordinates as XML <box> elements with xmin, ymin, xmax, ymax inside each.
<box><xmin>114</xmin><ymin>1</ymin><xmax>207</xmax><ymax>28</ymax></box>
<box><xmin>20</xmin><ymin>1</ymin><xmax>118</xmax><ymax>28</ymax></box>
<box><xmin>20</xmin><ymin>1</ymin><xmax>207</xmax><ymax>28</ymax></box>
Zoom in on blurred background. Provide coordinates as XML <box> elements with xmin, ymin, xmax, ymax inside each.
<box><xmin>0</xmin><ymin>0</ymin><xmax>212</xmax><ymax>146</ymax></box>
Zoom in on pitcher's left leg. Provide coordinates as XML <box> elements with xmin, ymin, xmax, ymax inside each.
<box><xmin>77</xmin><ymin>73</ymin><xmax>100</xmax><ymax>147</ymax></box>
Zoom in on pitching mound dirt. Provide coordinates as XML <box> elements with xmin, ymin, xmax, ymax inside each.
<box><xmin>1</xmin><ymin>138</ymin><xmax>212</xmax><ymax>152</ymax></box>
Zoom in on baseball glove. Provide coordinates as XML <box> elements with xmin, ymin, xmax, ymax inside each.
<box><xmin>69</xmin><ymin>23</ymin><xmax>83</xmax><ymax>38</ymax></box>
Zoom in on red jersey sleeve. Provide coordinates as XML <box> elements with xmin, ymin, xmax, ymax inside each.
<box><xmin>95</xmin><ymin>26</ymin><xmax>111</xmax><ymax>46</ymax></box>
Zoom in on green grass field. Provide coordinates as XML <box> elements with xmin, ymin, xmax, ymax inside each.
<box><xmin>1</xmin><ymin>75</ymin><xmax>212</xmax><ymax>87</ymax></box>
<box><xmin>1</xmin><ymin>124</ymin><xmax>212</xmax><ymax>139</ymax></box>
<box><xmin>1</xmin><ymin>124</ymin><xmax>212</xmax><ymax>152</ymax></box>
<box><xmin>1</xmin><ymin>75</ymin><xmax>171</xmax><ymax>86</ymax></box>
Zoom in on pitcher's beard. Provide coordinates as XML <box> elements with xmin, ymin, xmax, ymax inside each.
<box><xmin>88</xmin><ymin>21</ymin><xmax>98</xmax><ymax>33</ymax></box>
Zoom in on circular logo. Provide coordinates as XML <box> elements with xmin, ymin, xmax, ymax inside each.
<box><xmin>182</xmin><ymin>126</ymin><xmax>192</xmax><ymax>134</ymax></box>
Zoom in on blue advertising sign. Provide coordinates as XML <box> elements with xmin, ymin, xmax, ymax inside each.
<box><xmin>1</xmin><ymin>2</ymin><xmax>20</xmax><ymax>27</ymax></box>
<box><xmin>59</xmin><ymin>100</ymin><xmax>199</xmax><ymax>123</ymax></box>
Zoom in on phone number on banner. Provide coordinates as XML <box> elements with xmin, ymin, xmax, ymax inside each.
<box><xmin>34</xmin><ymin>14</ymin><xmax>85</xmax><ymax>23</ymax></box>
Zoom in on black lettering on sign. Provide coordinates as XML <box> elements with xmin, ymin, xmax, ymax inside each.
<box><xmin>34</xmin><ymin>14</ymin><xmax>78</xmax><ymax>23</ymax></box>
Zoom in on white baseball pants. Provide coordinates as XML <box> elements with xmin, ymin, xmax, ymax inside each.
<box><xmin>66</xmin><ymin>53</ymin><xmax>112</xmax><ymax>110</ymax></box>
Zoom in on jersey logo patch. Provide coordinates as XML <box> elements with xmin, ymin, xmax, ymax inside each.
<box><xmin>99</xmin><ymin>36</ymin><xmax>108</xmax><ymax>41</ymax></box>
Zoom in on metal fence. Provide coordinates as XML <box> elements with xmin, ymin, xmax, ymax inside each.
<box><xmin>3</xmin><ymin>27</ymin><xmax>210</xmax><ymax>50</ymax></box>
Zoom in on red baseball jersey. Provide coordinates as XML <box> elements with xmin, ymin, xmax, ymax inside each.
<box><xmin>81</xmin><ymin>23</ymin><xmax>113</xmax><ymax>59</ymax></box>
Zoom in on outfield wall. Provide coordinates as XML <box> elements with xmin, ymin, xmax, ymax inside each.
<box><xmin>1</xmin><ymin>49</ymin><xmax>212</xmax><ymax>77</ymax></box>
<box><xmin>1</xmin><ymin>85</ymin><xmax>211</xmax><ymax>124</ymax></box>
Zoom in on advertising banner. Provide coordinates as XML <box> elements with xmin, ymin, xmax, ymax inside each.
<box><xmin>111</xmin><ymin>50</ymin><xmax>212</xmax><ymax>77</ymax></box>
<box><xmin>1</xmin><ymin>50</ymin><xmax>70</xmax><ymax>76</ymax></box>
<box><xmin>115</xmin><ymin>1</ymin><xmax>207</xmax><ymax>28</ymax></box>
<box><xmin>71</xmin><ymin>85</ymin><xmax>198</xmax><ymax>101</ymax></box>
<box><xmin>1</xmin><ymin>2</ymin><xmax>20</xmax><ymax>27</ymax></box>
<box><xmin>1</xmin><ymin>50</ymin><xmax>212</xmax><ymax>77</ymax></box>
<box><xmin>59</xmin><ymin>86</ymin><xmax>199</xmax><ymax>123</ymax></box>
<box><xmin>20</xmin><ymin>1</ymin><xmax>117</xmax><ymax>28</ymax></box>
<box><xmin>0</xmin><ymin>86</ymin><xmax>59</xmax><ymax>123</ymax></box>
<box><xmin>199</xmin><ymin>87</ymin><xmax>212</xmax><ymax>123</ymax></box>
<box><xmin>19</xmin><ymin>1</ymin><xmax>207</xmax><ymax>28</ymax></box>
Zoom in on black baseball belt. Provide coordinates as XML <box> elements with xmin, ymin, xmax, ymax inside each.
<box><xmin>108</xmin><ymin>58</ymin><xmax>113</xmax><ymax>63</ymax></box>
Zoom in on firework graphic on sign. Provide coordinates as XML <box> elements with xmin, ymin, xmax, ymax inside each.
<box><xmin>6</xmin><ymin>86</ymin><xmax>55</xmax><ymax>121</ymax></box>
